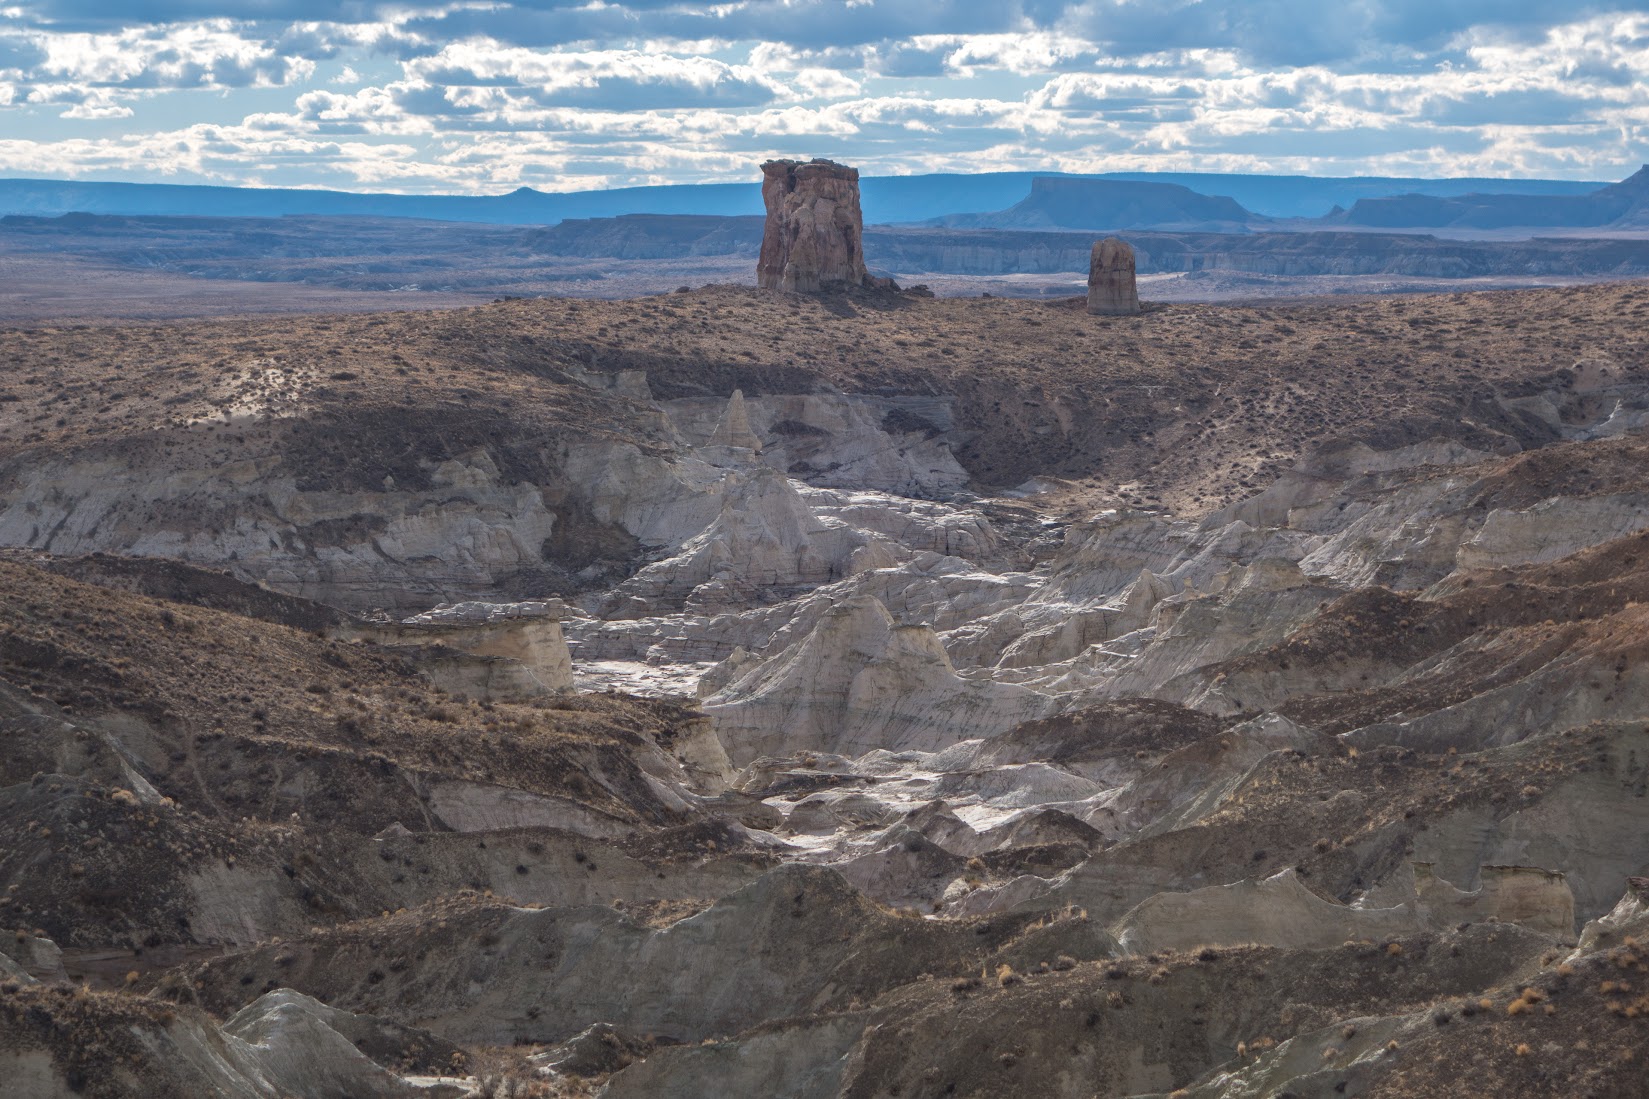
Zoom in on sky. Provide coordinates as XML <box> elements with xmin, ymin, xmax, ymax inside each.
<box><xmin>0</xmin><ymin>1</ymin><xmax>1647</xmax><ymax>194</ymax></box>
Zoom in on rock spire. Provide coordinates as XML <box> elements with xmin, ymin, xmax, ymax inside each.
<box><xmin>708</xmin><ymin>389</ymin><xmax>763</xmax><ymax>452</ymax></box>
<box><xmin>757</xmin><ymin>159</ymin><xmax>868</xmax><ymax>293</ymax></box>
<box><xmin>1087</xmin><ymin>236</ymin><xmax>1140</xmax><ymax>316</ymax></box>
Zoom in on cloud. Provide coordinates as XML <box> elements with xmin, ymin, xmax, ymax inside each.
<box><xmin>0</xmin><ymin>5</ymin><xmax>1645</xmax><ymax>191</ymax></box>
<box><xmin>1057</xmin><ymin>0</ymin><xmax>1643</xmax><ymax>67</ymax></box>
<box><xmin>403</xmin><ymin>43</ymin><xmax>791</xmax><ymax>108</ymax></box>
<box><xmin>0</xmin><ymin>17</ymin><xmax>323</xmax><ymax>125</ymax></box>
<box><xmin>788</xmin><ymin>67</ymin><xmax>860</xmax><ymax>99</ymax></box>
<box><xmin>60</xmin><ymin>96</ymin><xmax>131</xmax><ymax>117</ymax></box>
<box><xmin>400</xmin><ymin>0</ymin><xmax>1030</xmax><ymax>53</ymax></box>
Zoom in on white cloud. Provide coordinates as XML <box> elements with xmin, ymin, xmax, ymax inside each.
<box><xmin>786</xmin><ymin>67</ymin><xmax>860</xmax><ymax>99</ymax></box>
<box><xmin>60</xmin><ymin>97</ymin><xmax>131</xmax><ymax>117</ymax></box>
<box><xmin>0</xmin><ymin>8</ymin><xmax>1644</xmax><ymax>186</ymax></box>
<box><xmin>404</xmin><ymin>43</ymin><xmax>791</xmax><ymax>108</ymax></box>
<box><xmin>31</xmin><ymin>20</ymin><xmax>314</xmax><ymax>88</ymax></box>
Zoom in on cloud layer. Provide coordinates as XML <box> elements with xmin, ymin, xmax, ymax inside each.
<box><xmin>1</xmin><ymin>1</ymin><xmax>1646</xmax><ymax>192</ymax></box>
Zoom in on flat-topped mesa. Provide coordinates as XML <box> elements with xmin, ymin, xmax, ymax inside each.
<box><xmin>1087</xmin><ymin>236</ymin><xmax>1141</xmax><ymax>316</ymax></box>
<box><xmin>757</xmin><ymin>158</ymin><xmax>868</xmax><ymax>293</ymax></box>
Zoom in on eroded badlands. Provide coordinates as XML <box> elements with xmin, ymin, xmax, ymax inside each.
<box><xmin>1</xmin><ymin>282</ymin><xmax>1647</xmax><ymax>1097</ymax></box>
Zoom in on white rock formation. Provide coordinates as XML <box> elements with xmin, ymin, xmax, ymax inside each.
<box><xmin>705</xmin><ymin>389</ymin><xmax>764</xmax><ymax>453</ymax></box>
<box><xmin>220</xmin><ymin>990</ymin><xmax>447</xmax><ymax>1099</ymax></box>
<box><xmin>1412</xmin><ymin>862</ymin><xmax>1576</xmax><ymax>940</ymax></box>
<box><xmin>702</xmin><ymin>595</ymin><xmax>1053</xmax><ymax>765</ymax></box>
<box><xmin>350</xmin><ymin>599</ymin><xmax>573</xmax><ymax>697</ymax></box>
<box><xmin>0</xmin><ymin>447</ymin><xmax>563</xmax><ymax>612</ymax></box>
<box><xmin>604</xmin><ymin>467</ymin><xmax>882</xmax><ymax>615</ymax></box>
<box><xmin>0</xmin><ymin>988</ymin><xmax>451</xmax><ymax>1099</ymax></box>
<box><xmin>1573</xmin><ymin>879</ymin><xmax>1649</xmax><ymax>956</ymax></box>
<box><xmin>661</xmin><ymin>392</ymin><xmax>969</xmax><ymax>497</ymax></box>
<box><xmin>1458</xmin><ymin>492</ymin><xmax>1649</xmax><ymax>569</ymax></box>
<box><xmin>1111</xmin><ymin>861</ymin><xmax>1576</xmax><ymax>955</ymax></box>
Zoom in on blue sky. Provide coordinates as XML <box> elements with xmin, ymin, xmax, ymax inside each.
<box><xmin>0</xmin><ymin>1</ymin><xmax>1646</xmax><ymax>193</ymax></box>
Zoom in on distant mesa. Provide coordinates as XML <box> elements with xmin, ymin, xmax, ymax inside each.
<box><xmin>1088</xmin><ymin>237</ymin><xmax>1140</xmax><ymax>316</ymax></box>
<box><xmin>1333</xmin><ymin>164</ymin><xmax>1649</xmax><ymax>231</ymax></box>
<box><xmin>934</xmin><ymin>176</ymin><xmax>1257</xmax><ymax>233</ymax></box>
<box><xmin>756</xmin><ymin>158</ymin><xmax>869</xmax><ymax>293</ymax></box>
<box><xmin>0</xmin><ymin>167</ymin><xmax>1626</xmax><ymax>228</ymax></box>
<box><xmin>528</xmin><ymin>212</ymin><xmax>765</xmax><ymax>261</ymax></box>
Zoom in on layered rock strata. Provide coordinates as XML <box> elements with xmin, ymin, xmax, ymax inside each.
<box><xmin>353</xmin><ymin>600</ymin><xmax>574</xmax><ymax>698</ymax></box>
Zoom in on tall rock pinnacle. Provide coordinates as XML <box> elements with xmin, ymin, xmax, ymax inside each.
<box><xmin>756</xmin><ymin>159</ymin><xmax>869</xmax><ymax>293</ymax></box>
<box><xmin>1087</xmin><ymin>237</ymin><xmax>1141</xmax><ymax>316</ymax></box>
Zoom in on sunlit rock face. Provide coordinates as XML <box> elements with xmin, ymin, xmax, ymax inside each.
<box><xmin>354</xmin><ymin>600</ymin><xmax>575</xmax><ymax>699</ymax></box>
<box><xmin>757</xmin><ymin>159</ymin><xmax>869</xmax><ymax>293</ymax></box>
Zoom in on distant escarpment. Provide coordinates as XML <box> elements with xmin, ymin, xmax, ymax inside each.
<box><xmin>934</xmin><ymin>176</ymin><xmax>1255</xmax><ymax>232</ymax></box>
<box><xmin>1336</xmin><ymin>165</ymin><xmax>1649</xmax><ymax>230</ymax></box>
<box><xmin>879</xmin><ymin>228</ymin><xmax>1649</xmax><ymax>279</ymax></box>
<box><xmin>526</xmin><ymin>214</ymin><xmax>765</xmax><ymax>260</ymax></box>
<box><xmin>529</xmin><ymin>217</ymin><xmax>1649</xmax><ymax>278</ymax></box>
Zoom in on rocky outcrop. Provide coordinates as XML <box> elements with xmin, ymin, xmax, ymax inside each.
<box><xmin>601</xmin><ymin>1013</ymin><xmax>870</xmax><ymax>1099</ymax></box>
<box><xmin>1110</xmin><ymin>863</ymin><xmax>1577</xmax><ymax>955</ymax></box>
<box><xmin>1087</xmin><ymin>236</ymin><xmax>1140</xmax><ymax>315</ymax></box>
<box><xmin>660</xmin><ymin>391</ymin><xmax>970</xmax><ymax>497</ymax></box>
<box><xmin>1574</xmin><ymin>879</ymin><xmax>1649</xmax><ymax>955</ymax></box>
<box><xmin>1</xmin><ymin>931</ymin><xmax>66</xmax><ymax>983</ymax></box>
<box><xmin>1413</xmin><ymin>863</ymin><xmax>1576</xmax><ymax>940</ymax></box>
<box><xmin>219</xmin><ymin>991</ymin><xmax>455</xmax><ymax>1099</ymax></box>
<box><xmin>0</xmin><ymin>446</ymin><xmax>566</xmax><ymax>614</ymax></box>
<box><xmin>0</xmin><ymin>986</ymin><xmax>452</xmax><ymax>1099</ymax></box>
<box><xmin>1457</xmin><ymin>492</ymin><xmax>1649</xmax><ymax>569</ymax></box>
<box><xmin>353</xmin><ymin>599</ymin><xmax>574</xmax><ymax>698</ymax></box>
<box><xmin>702</xmin><ymin>595</ymin><xmax>1053</xmax><ymax>765</ymax></box>
<box><xmin>600</xmin><ymin>467</ymin><xmax>881</xmax><ymax>615</ymax></box>
<box><xmin>705</xmin><ymin>389</ymin><xmax>763</xmax><ymax>452</ymax></box>
<box><xmin>182</xmin><ymin>865</ymin><xmax>1036</xmax><ymax>1046</ymax></box>
<box><xmin>757</xmin><ymin>159</ymin><xmax>868</xmax><ymax>293</ymax></box>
